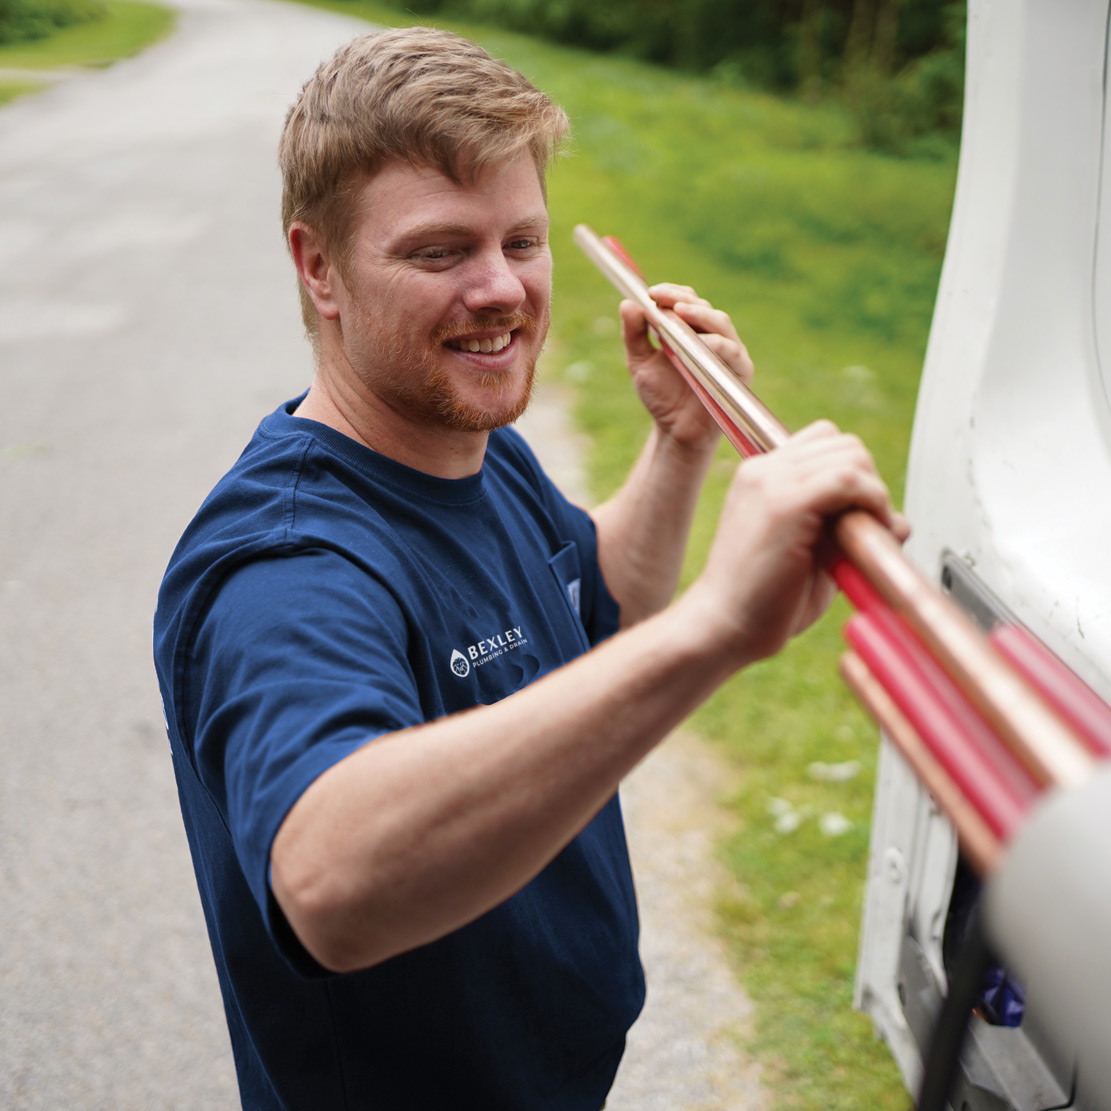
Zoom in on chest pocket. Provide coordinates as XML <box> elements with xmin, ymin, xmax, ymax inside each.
<box><xmin>548</xmin><ymin>541</ymin><xmax>591</xmax><ymax>654</ymax></box>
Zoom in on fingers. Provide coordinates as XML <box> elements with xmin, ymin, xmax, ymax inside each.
<box><xmin>786</xmin><ymin>417</ymin><xmax>840</xmax><ymax>443</ymax></box>
<box><xmin>645</xmin><ymin>284</ymin><xmax>754</xmax><ymax>384</ymax></box>
<box><xmin>696</xmin><ymin>332</ymin><xmax>754</xmax><ymax>385</ymax></box>
<box><xmin>645</xmin><ymin>282</ymin><xmax>706</xmax><ymax>310</ymax></box>
<box><xmin>757</xmin><ymin>421</ymin><xmax>902</xmax><ymax>534</ymax></box>
<box><xmin>891</xmin><ymin>512</ymin><xmax>912</xmax><ymax>544</ymax></box>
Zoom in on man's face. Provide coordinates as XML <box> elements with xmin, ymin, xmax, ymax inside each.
<box><xmin>333</xmin><ymin>155</ymin><xmax>552</xmax><ymax>434</ymax></box>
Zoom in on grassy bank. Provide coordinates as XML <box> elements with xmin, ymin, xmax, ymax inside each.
<box><xmin>288</xmin><ymin>3</ymin><xmax>959</xmax><ymax>1106</ymax></box>
<box><xmin>0</xmin><ymin>0</ymin><xmax>174</xmax><ymax>103</ymax></box>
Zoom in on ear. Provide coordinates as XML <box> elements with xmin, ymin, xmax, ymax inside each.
<box><xmin>289</xmin><ymin>222</ymin><xmax>342</xmax><ymax>321</ymax></box>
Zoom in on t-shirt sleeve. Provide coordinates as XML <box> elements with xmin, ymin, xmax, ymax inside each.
<box><xmin>184</xmin><ymin>546</ymin><xmax>423</xmax><ymax>970</ymax></box>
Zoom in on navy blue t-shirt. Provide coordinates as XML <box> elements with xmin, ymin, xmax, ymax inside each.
<box><xmin>153</xmin><ymin>397</ymin><xmax>645</xmax><ymax>1110</ymax></box>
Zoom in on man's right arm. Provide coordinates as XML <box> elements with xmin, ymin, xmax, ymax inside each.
<box><xmin>270</xmin><ymin>422</ymin><xmax>906</xmax><ymax>974</ymax></box>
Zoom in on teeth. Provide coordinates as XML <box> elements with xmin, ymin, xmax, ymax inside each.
<box><xmin>452</xmin><ymin>332</ymin><xmax>511</xmax><ymax>354</ymax></box>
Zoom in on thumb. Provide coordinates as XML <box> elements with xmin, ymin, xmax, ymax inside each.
<box><xmin>619</xmin><ymin>299</ymin><xmax>657</xmax><ymax>362</ymax></box>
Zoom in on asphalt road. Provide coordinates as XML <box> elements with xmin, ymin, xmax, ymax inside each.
<box><xmin>0</xmin><ymin>3</ymin><xmax>764</xmax><ymax>1107</ymax></box>
<box><xmin>1</xmin><ymin>1</ymin><xmax>373</xmax><ymax>1105</ymax></box>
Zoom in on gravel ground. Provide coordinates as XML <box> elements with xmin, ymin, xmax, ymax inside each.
<box><xmin>518</xmin><ymin>388</ymin><xmax>766</xmax><ymax>1111</ymax></box>
<box><xmin>0</xmin><ymin>2</ymin><xmax>766</xmax><ymax>1105</ymax></box>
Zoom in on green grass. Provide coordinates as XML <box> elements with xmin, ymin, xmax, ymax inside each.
<box><xmin>280</xmin><ymin>2</ymin><xmax>959</xmax><ymax>1105</ymax></box>
<box><xmin>0</xmin><ymin>0</ymin><xmax>174</xmax><ymax>101</ymax></box>
<box><xmin>0</xmin><ymin>76</ymin><xmax>41</xmax><ymax>103</ymax></box>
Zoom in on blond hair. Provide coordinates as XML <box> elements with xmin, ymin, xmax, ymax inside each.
<box><xmin>279</xmin><ymin>27</ymin><xmax>570</xmax><ymax>336</ymax></box>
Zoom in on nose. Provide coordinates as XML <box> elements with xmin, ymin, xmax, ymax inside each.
<box><xmin>462</xmin><ymin>249</ymin><xmax>527</xmax><ymax>316</ymax></box>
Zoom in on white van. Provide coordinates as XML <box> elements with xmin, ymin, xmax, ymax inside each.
<box><xmin>854</xmin><ymin>2</ymin><xmax>1111</xmax><ymax>1108</ymax></box>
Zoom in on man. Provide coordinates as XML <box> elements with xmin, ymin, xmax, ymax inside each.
<box><xmin>154</xmin><ymin>27</ymin><xmax>905</xmax><ymax>1111</ymax></box>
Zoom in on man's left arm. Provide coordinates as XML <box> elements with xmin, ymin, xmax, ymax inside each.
<box><xmin>591</xmin><ymin>283</ymin><xmax>754</xmax><ymax>627</ymax></box>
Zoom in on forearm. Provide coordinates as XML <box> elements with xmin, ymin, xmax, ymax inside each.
<box><xmin>271</xmin><ymin>584</ymin><xmax>736</xmax><ymax>974</ymax></box>
<box><xmin>591</xmin><ymin>425</ymin><xmax>717</xmax><ymax>627</ymax></box>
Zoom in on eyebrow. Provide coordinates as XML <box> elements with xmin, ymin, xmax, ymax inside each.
<box><xmin>396</xmin><ymin>216</ymin><xmax>550</xmax><ymax>244</ymax></box>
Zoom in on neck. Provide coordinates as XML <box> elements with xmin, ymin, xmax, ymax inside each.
<box><xmin>293</xmin><ymin>371</ymin><xmax>490</xmax><ymax>480</ymax></box>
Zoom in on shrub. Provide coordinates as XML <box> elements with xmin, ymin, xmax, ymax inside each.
<box><xmin>845</xmin><ymin>41</ymin><xmax>963</xmax><ymax>156</ymax></box>
<box><xmin>842</xmin><ymin>0</ymin><xmax>964</xmax><ymax>155</ymax></box>
<box><xmin>0</xmin><ymin>0</ymin><xmax>107</xmax><ymax>45</ymax></box>
<box><xmin>367</xmin><ymin>0</ymin><xmax>965</xmax><ymax>155</ymax></box>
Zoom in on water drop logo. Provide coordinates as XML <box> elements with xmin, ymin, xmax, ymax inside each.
<box><xmin>449</xmin><ymin>649</ymin><xmax>471</xmax><ymax>678</ymax></box>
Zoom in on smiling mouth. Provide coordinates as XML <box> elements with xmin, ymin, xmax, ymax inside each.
<box><xmin>444</xmin><ymin>331</ymin><xmax>513</xmax><ymax>354</ymax></box>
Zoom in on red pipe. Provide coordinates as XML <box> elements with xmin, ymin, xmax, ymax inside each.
<box><xmin>846</xmin><ymin>612</ymin><xmax>1036</xmax><ymax>840</ymax></box>
<box><xmin>990</xmin><ymin>625</ymin><xmax>1111</xmax><ymax>759</ymax></box>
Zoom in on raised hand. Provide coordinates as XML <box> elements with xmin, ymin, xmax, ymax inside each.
<box><xmin>619</xmin><ymin>283</ymin><xmax>753</xmax><ymax>456</ymax></box>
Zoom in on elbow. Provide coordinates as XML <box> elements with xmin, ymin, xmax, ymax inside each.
<box><xmin>270</xmin><ymin>846</ymin><xmax>386</xmax><ymax>974</ymax></box>
<box><xmin>293</xmin><ymin>910</ymin><xmax>374</xmax><ymax>977</ymax></box>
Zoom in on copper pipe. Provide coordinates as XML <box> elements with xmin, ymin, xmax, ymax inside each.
<box><xmin>573</xmin><ymin>225</ymin><xmax>788</xmax><ymax>455</ymax></box>
<box><xmin>840</xmin><ymin>651</ymin><xmax>1000</xmax><ymax>875</ymax></box>
<box><xmin>575</xmin><ymin>223</ymin><xmax>1097</xmax><ymax>794</ymax></box>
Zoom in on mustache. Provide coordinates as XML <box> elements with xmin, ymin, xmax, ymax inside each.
<box><xmin>432</xmin><ymin>311</ymin><xmax>536</xmax><ymax>344</ymax></box>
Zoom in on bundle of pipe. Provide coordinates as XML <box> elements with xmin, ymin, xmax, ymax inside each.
<box><xmin>574</xmin><ymin>224</ymin><xmax>1111</xmax><ymax>874</ymax></box>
